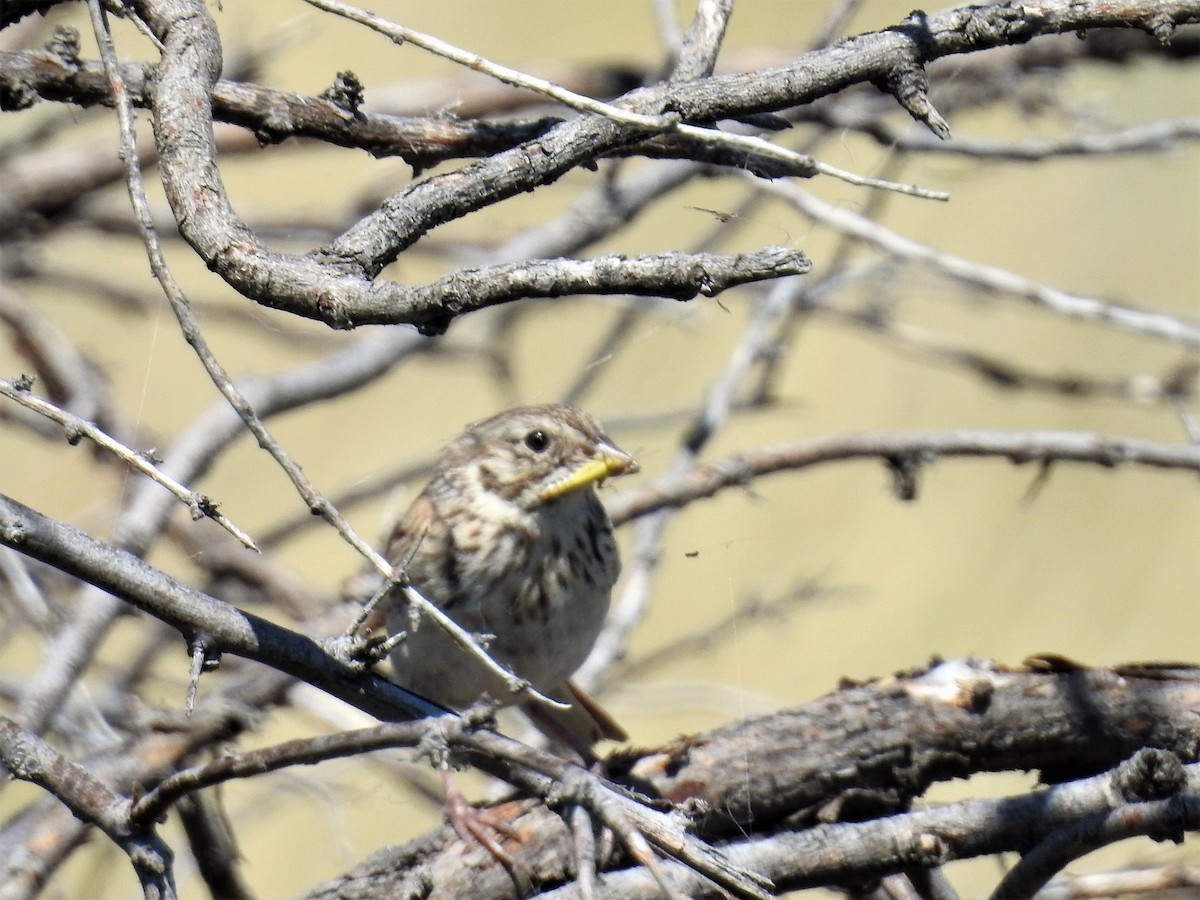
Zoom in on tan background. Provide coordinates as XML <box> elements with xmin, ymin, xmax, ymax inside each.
<box><xmin>2</xmin><ymin>1</ymin><xmax>1200</xmax><ymax>896</ymax></box>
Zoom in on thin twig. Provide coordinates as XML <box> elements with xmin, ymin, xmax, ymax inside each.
<box><xmin>0</xmin><ymin>376</ymin><xmax>258</xmax><ymax>551</ymax></box>
<box><xmin>676</xmin><ymin>122</ymin><xmax>950</xmax><ymax>199</ymax></box>
<box><xmin>300</xmin><ymin>0</ymin><xmax>678</xmax><ymax>131</ymax></box>
<box><xmin>760</xmin><ymin>178</ymin><xmax>1200</xmax><ymax>348</ymax></box>
<box><xmin>608</xmin><ymin>429</ymin><xmax>1200</xmax><ymax>525</ymax></box>
<box><xmin>604</xmin><ymin>578</ymin><xmax>839</xmax><ymax>688</ymax></box>
<box><xmin>89</xmin><ymin>0</ymin><xmax>562</xmax><ymax>716</ymax></box>
<box><xmin>820</xmin><ymin>304</ymin><xmax>1197</xmax><ymax>405</ymax></box>
<box><xmin>301</xmin><ymin>0</ymin><xmax>949</xmax><ymax>201</ymax></box>
<box><xmin>1033</xmin><ymin>865</ymin><xmax>1200</xmax><ymax>899</ymax></box>
<box><xmin>578</xmin><ymin>280</ymin><xmax>799</xmax><ymax>688</ymax></box>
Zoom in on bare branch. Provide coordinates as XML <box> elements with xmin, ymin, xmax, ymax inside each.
<box><xmin>0</xmin><ymin>376</ymin><xmax>257</xmax><ymax>550</ymax></box>
<box><xmin>300</xmin><ymin>0</ymin><xmax>680</xmax><ymax>132</ymax></box>
<box><xmin>301</xmin><ymin>661</ymin><xmax>1200</xmax><ymax>897</ymax></box>
<box><xmin>0</xmin><ymin>491</ymin><xmax>447</xmax><ymax>723</ymax></box>
<box><xmin>760</xmin><ymin>179</ymin><xmax>1200</xmax><ymax>349</ymax></box>
<box><xmin>0</xmin><ymin>715</ymin><xmax>177</xmax><ymax>899</ymax></box>
<box><xmin>119</xmin><ymin>0</ymin><xmax>1191</xmax><ymax>330</ymax></box>
<box><xmin>609</xmin><ymin>430</ymin><xmax>1200</xmax><ymax>524</ymax></box>
<box><xmin>4</xmin><ymin>2</ymin><xmax>1200</xmax><ymax>896</ymax></box>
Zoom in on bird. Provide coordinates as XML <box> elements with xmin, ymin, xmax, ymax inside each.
<box><xmin>379</xmin><ymin>404</ymin><xmax>638</xmax><ymax>753</ymax></box>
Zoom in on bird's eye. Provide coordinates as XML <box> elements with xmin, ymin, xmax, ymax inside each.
<box><xmin>523</xmin><ymin>429</ymin><xmax>550</xmax><ymax>453</ymax></box>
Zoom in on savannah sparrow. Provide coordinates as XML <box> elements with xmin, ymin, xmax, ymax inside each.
<box><xmin>381</xmin><ymin>404</ymin><xmax>637</xmax><ymax>750</ymax></box>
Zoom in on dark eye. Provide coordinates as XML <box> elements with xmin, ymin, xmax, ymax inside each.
<box><xmin>524</xmin><ymin>429</ymin><xmax>550</xmax><ymax>452</ymax></box>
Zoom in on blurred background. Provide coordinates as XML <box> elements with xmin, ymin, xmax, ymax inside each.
<box><xmin>2</xmin><ymin>1</ymin><xmax>1199</xmax><ymax>896</ymax></box>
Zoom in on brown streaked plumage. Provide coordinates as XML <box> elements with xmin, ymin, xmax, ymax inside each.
<box><xmin>382</xmin><ymin>404</ymin><xmax>637</xmax><ymax>748</ymax></box>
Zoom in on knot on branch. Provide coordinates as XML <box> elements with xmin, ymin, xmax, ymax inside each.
<box><xmin>190</xmin><ymin>493</ymin><xmax>221</xmax><ymax>521</ymax></box>
<box><xmin>760</xmin><ymin>246</ymin><xmax>812</xmax><ymax>279</ymax></box>
<box><xmin>1112</xmin><ymin>748</ymin><xmax>1186</xmax><ymax>803</ymax></box>
<box><xmin>322</xmin><ymin>631</ymin><xmax>389</xmax><ymax>673</ymax></box>
<box><xmin>1093</xmin><ymin>439</ymin><xmax>1129</xmax><ymax>468</ymax></box>
<box><xmin>417</xmin><ymin>316</ymin><xmax>452</xmax><ymax>337</ymax></box>
<box><xmin>1145</xmin><ymin>13</ymin><xmax>1176</xmax><ymax>46</ymax></box>
<box><xmin>876</xmin><ymin>62</ymin><xmax>951</xmax><ymax>140</ymax></box>
<box><xmin>0</xmin><ymin>517</ymin><xmax>27</xmax><ymax>545</ymax></box>
<box><xmin>713</xmin><ymin>454</ymin><xmax>754</xmax><ymax>491</ymax></box>
<box><xmin>185</xmin><ymin>635</ymin><xmax>222</xmax><ymax>717</ymax></box>
<box><xmin>186</xmin><ymin>636</ymin><xmax>223</xmax><ymax>673</ymax></box>
<box><xmin>312</xmin><ymin>288</ymin><xmax>357</xmax><ymax>331</ymax></box>
<box><xmin>0</xmin><ymin>76</ymin><xmax>36</xmax><ymax>111</ymax></box>
<box><xmin>459</xmin><ymin>699</ymin><xmax>500</xmax><ymax>733</ymax></box>
<box><xmin>886</xmin><ymin>452</ymin><xmax>923</xmax><ymax>501</ymax></box>
<box><xmin>907</xmin><ymin>830</ymin><xmax>951</xmax><ymax>866</ymax></box>
<box><xmin>320</xmin><ymin>70</ymin><xmax>365</xmax><ymax>116</ymax></box>
<box><xmin>544</xmin><ymin>765</ymin><xmax>595</xmax><ymax>811</ymax></box>
<box><xmin>960</xmin><ymin>4</ymin><xmax>1040</xmax><ymax>45</ymax></box>
<box><xmin>46</xmin><ymin>26</ymin><xmax>81</xmax><ymax>70</ymax></box>
<box><xmin>254</xmin><ymin>107</ymin><xmax>297</xmax><ymax>147</ymax></box>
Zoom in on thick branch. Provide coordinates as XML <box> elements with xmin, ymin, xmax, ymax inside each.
<box><xmin>304</xmin><ymin>660</ymin><xmax>1200</xmax><ymax>898</ymax></box>
<box><xmin>0</xmin><ymin>492</ymin><xmax>446</xmax><ymax>723</ymax></box>
<box><xmin>124</xmin><ymin>0</ymin><xmax>1199</xmax><ymax>330</ymax></box>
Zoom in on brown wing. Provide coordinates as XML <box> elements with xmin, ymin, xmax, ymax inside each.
<box><xmin>383</xmin><ymin>492</ymin><xmax>434</xmax><ymax>568</ymax></box>
<box><xmin>341</xmin><ymin>492</ymin><xmax>439</xmax><ymax>634</ymax></box>
<box><xmin>383</xmin><ymin>489</ymin><xmax>475</xmax><ymax>616</ymax></box>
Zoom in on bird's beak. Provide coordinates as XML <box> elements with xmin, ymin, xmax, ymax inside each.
<box><xmin>540</xmin><ymin>442</ymin><xmax>638</xmax><ymax>501</ymax></box>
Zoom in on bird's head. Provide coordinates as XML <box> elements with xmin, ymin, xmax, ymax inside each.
<box><xmin>442</xmin><ymin>404</ymin><xmax>638</xmax><ymax>511</ymax></box>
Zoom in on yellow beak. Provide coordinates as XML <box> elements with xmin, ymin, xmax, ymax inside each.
<box><xmin>540</xmin><ymin>444</ymin><xmax>638</xmax><ymax>501</ymax></box>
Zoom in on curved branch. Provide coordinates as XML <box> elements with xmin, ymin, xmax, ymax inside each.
<box><xmin>607</xmin><ymin>430</ymin><xmax>1200</xmax><ymax>524</ymax></box>
<box><xmin>0</xmin><ymin>716</ymin><xmax>177</xmax><ymax>898</ymax></box>
<box><xmin>125</xmin><ymin>0</ymin><xmax>1200</xmax><ymax>330</ymax></box>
